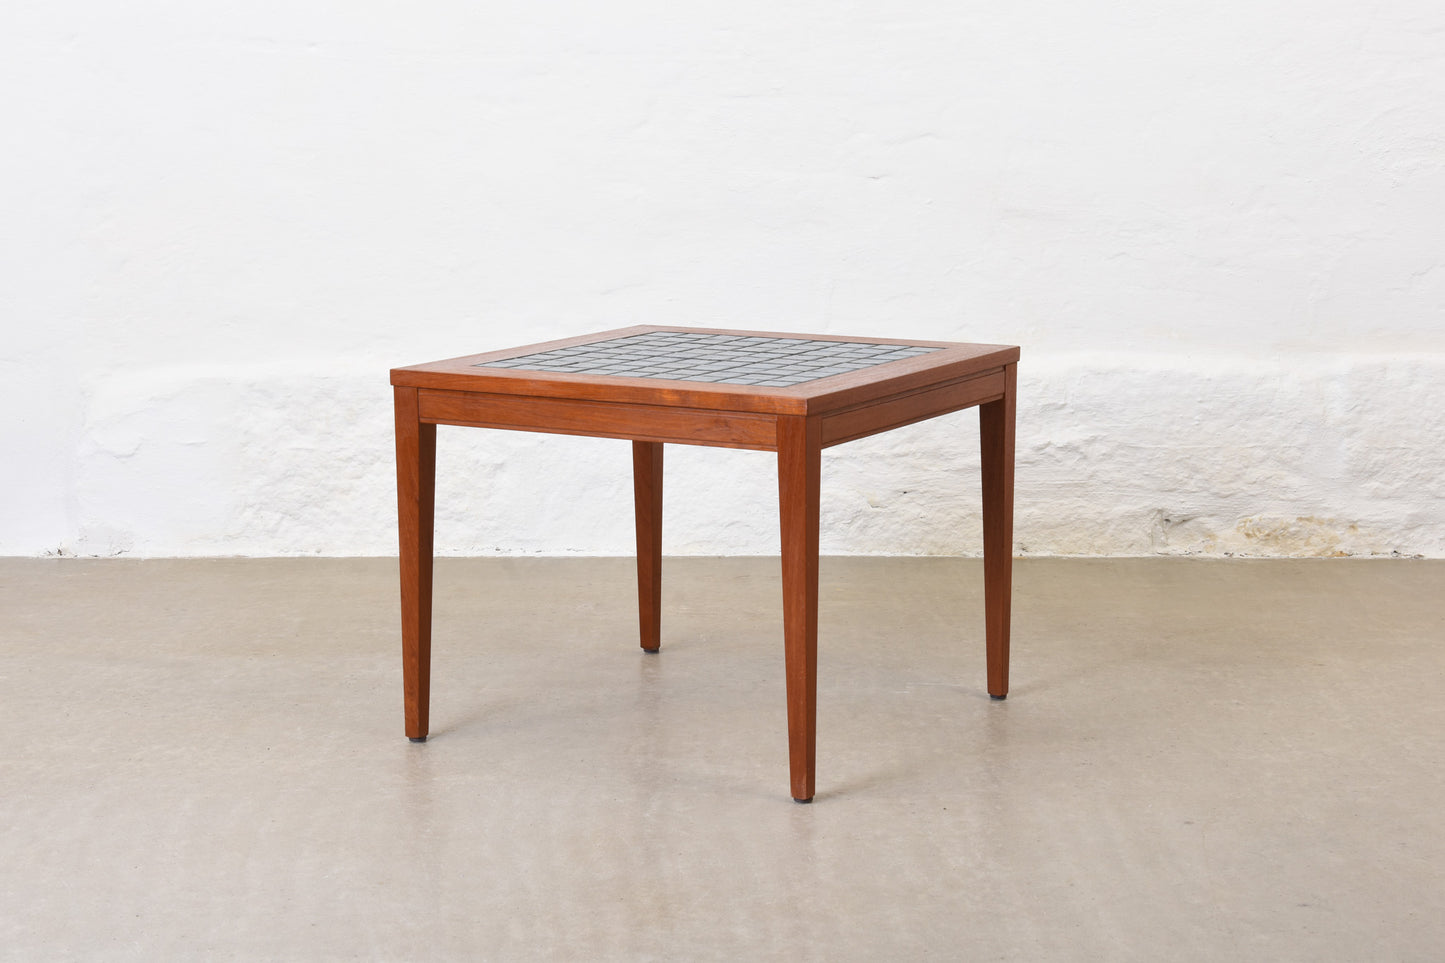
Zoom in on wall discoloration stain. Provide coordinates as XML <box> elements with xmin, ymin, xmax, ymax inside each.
<box><xmin>1234</xmin><ymin>516</ymin><xmax>1358</xmax><ymax>558</ymax></box>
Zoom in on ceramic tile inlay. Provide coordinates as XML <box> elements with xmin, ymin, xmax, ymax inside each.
<box><xmin>475</xmin><ymin>332</ymin><xmax>941</xmax><ymax>387</ymax></box>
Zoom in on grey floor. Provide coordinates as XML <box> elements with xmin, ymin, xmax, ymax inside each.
<box><xmin>2</xmin><ymin>557</ymin><xmax>1442</xmax><ymax>961</ymax></box>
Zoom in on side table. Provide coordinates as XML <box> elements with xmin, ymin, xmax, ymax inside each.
<box><xmin>391</xmin><ymin>326</ymin><xmax>1018</xmax><ymax>802</ymax></box>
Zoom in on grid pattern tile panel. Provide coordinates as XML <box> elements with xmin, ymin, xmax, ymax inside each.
<box><xmin>475</xmin><ymin>332</ymin><xmax>941</xmax><ymax>387</ymax></box>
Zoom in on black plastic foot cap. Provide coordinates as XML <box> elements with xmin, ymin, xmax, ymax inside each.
<box><xmin>408</xmin><ymin>736</ymin><xmax>427</xmax><ymax>743</ymax></box>
<box><xmin>793</xmin><ymin>796</ymin><xmax>814</xmax><ymax>804</ymax></box>
<box><xmin>990</xmin><ymin>694</ymin><xmax>1007</xmax><ymax>701</ymax></box>
<box><xmin>642</xmin><ymin>647</ymin><xmax>660</xmax><ymax>654</ymax></box>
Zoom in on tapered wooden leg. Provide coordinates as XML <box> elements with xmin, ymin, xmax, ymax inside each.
<box><xmin>979</xmin><ymin>363</ymin><xmax>1017</xmax><ymax>699</ymax></box>
<box><xmin>777</xmin><ymin>415</ymin><xmax>821</xmax><ymax>802</ymax></box>
<box><xmin>395</xmin><ymin>386</ymin><xmax>437</xmax><ymax>741</ymax></box>
<box><xmin>632</xmin><ymin>441</ymin><xmax>664</xmax><ymax>652</ymax></box>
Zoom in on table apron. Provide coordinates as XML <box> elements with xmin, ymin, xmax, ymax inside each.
<box><xmin>417</xmin><ymin>388</ymin><xmax>779</xmax><ymax>450</ymax></box>
<box><xmin>819</xmin><ymin>368</ymin><xmax>1007</xmax><ymax>447</ymax></box>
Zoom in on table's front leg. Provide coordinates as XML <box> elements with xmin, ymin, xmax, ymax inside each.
<box><xmin>979</xmin><ymin>363</ymin><xmax>1017</xmax><ymax>699</ymax></box>
<box><xmin>777</xmin><ymin>415</ymin><xmax>821</xmax><ymax>803</ymax></box>
<box><xmin>632</xmin><ymin>441</ymin><xmax>664</xmax><ymax>652</ymax></box>
<box><xmin>394</xmin><ymin>386</ymin><xmax>437</xmax><ymax>741</ymax></box>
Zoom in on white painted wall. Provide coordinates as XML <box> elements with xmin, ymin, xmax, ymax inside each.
<box><xmin>4</xmin><ymin>1</ymin><xmax>1442</xmax><ymax>558</ymax></box>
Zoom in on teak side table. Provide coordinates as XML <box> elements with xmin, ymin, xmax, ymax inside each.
<box><xmin>391</xmin><ymin>326</ymin><xmax>1018</xmax><ymax>802</ymax></box>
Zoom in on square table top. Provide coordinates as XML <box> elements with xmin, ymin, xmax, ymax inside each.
<box><xmin>392</xmin><ymin>325</ymin><xmax>1018</xmax><ymax>417</ymax></box>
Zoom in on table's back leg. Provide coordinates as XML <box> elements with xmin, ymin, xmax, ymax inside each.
<box><xmin>394</xmin><ymin>386</ymin><xmax>437</xmax><ymax>741</ymax></box>
<box><xmin>777</xmin><ymin>415</ymin><xmax>821</xmax><ymax>802</ymax></box>
<box><xmin>632</xmin><ymin>441</ymin><xmax>664</xmax><ymax>653</ymax></box>
<box><xmin>979</xmin><ymin>362</ymin><xmax>1017</xmax><ymax>699</ymax></box>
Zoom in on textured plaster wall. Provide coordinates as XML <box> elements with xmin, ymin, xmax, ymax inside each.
<box><xmin>4</xmin><ymin>2</ymin><xmax>1443</xmax><ymax>558</ymax></box>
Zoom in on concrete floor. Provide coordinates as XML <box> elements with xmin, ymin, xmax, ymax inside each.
<box><xmin>1</xmin><ymin>557</ymin><xmax>1442</xmax><ymax>961</ymax></box>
